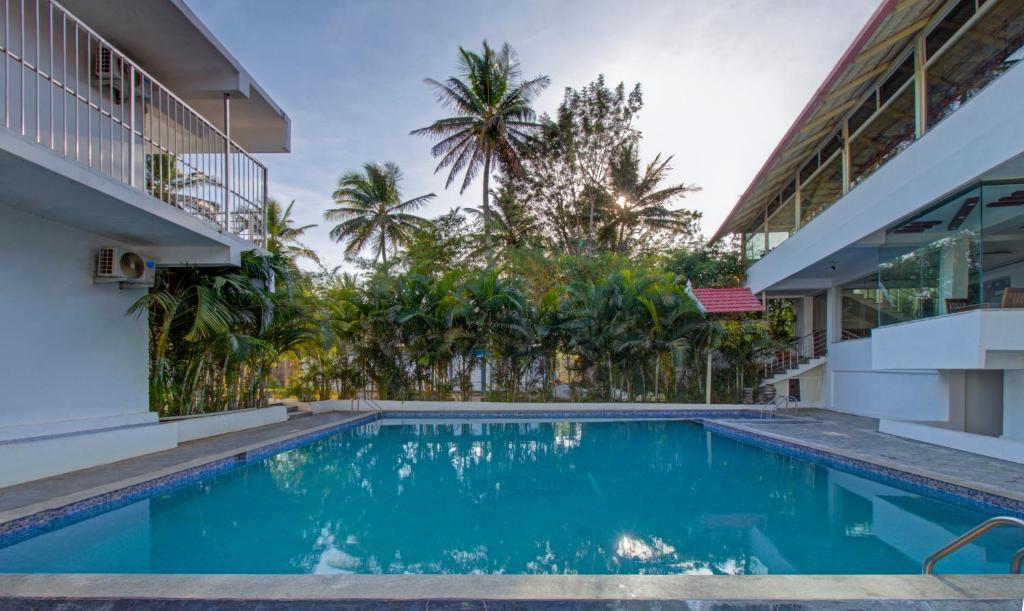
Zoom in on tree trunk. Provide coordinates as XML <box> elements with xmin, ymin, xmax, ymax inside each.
<box><xmin>588</xmin><ymin>192</ymin><xmax>596</xmax><ymax>257</ymax></box>
<box><xmin>381</xmin><ymin>230</ymin><xmax>387</xmax><ymax>264</ymax></box>
<box><xmin>482</xmin><ymin>153</ymin><xmax>493</xmax><ymax>267</ymax></box>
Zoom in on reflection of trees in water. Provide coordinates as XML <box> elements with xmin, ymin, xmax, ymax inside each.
<box><xmin>143</xmin><ymin>421</ymin><xmax>995</xmax><ymax>575</ymax></box>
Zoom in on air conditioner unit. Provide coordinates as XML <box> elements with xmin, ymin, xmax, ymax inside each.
<box><xmin>93</xmin><ymin>47</ymin><xmax>124</xmax><ymax>103</ymax></box>
<box><xmin>94</xmin><ymin>246</ymin><xmax>157</xmax><ymax>288</ymax></box>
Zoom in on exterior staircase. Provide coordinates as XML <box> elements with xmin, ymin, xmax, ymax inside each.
<box><xmin>762</xmin><ymin>329</ymin><xmax>828</xmax><ymax>386</ymax></box>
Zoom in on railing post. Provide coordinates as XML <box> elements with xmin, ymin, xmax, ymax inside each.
<box><xmin>223</xmin><ymin>92</ymin><xmax>231</xmax><ymax>233</ymax></box>
<box><xmin>262</xmin><ymin>165</ymin><xmax>268</xmax><ymax>247</ymax></box>
<box><xmin>128</xmin><ymin>65</ymin><xmax>136</xmax><ymax>187</ymax></box>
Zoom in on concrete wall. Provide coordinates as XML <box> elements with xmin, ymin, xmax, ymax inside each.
<box><xmin>169</xmin><ymin>406</ymin><xmax>288</xmax><ymax>443</ymax></box>
<box><xmin>0</xmin><ymin>423</ymin><xmax>178</xmax><ymax>488</ymax></box>
<box><xmin>0</xmin><ymin>206</ymin><xmax>151</xmax><ymax>438</ymax></box>
<box><xmin>872</xmin><ymin>310</ymin><xmax>1024</xmax><ymax>370</ymax></box>
<box><xmin>826</xmin><ymin>335</ymin><xmax>950</xmax><ymax>421</ymax></box>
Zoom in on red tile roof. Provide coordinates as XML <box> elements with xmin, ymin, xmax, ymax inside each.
<box><xmin>689</xmin><ymin>287</ymin><xmax>764</xmax><ymax>314</ymax></box>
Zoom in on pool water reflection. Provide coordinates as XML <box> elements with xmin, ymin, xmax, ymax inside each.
<box><xmin>0</xmin><ymin>420</ymin><xmax>1018</xmax><ymax>574</ymax></box>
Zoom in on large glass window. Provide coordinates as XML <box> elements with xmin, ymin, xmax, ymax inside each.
<box><xmin>800</xmin><ymin>153</ymin><xmax>843</xmax><ymax>225</ymax></box>
<box><xmin>878</xmin><ymin>185</ymin><xmax>983</xmax><ymax>324</ymax></box>
<box><xmin>927</xmin><ymin>0</ymin><xmax>1024</xmax><ymax>129</ymax></box>
<box><xmin>840</xmin><ymin>273</ymin><xmax>881</xmax><ymax>339</ymax></box>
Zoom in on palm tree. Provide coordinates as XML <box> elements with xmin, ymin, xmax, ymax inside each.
<box><xmin>326</xmin><ymin>162</ymin><xmax>435</xmax><ymax>264</ymax></box>
<box><xmin>465</xmin><ymin>180</ymin><xmax>541</xmax><ymax>258</ymax></box>
<box><xmin>605</xmin><ymin>143</ymin><xmax>700</xmax><ymax>254</ymax></box>
<box><xmin>412</xmin><ymin>41</ymin><xmax>549</xmax><ymax>265</ymax></box>
<box><xmin>267</xmin><ymin>199</ymin><xmax>319</xmax><ymax>264</ymax></box>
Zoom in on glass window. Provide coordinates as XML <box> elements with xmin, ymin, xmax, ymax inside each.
<box><xmin>927</xmin><ymin>0</ymin><xmax>1024</xmax><ymax>129</ymax></box>
<box><xmin>744</xmin><ymin>226</ymin><xmax>766</xmax><ymax>263</ymax></box>
<box><xmin>878</xmin><ymin>186</ymin><xmax>983</xmax><ymax>325</ymax></box>
<box><xmin>849</xmin><ymin>84</ymin><xmax>915</xmax><ymax>188</ymax></box>
<box><xmin>767</xmin><ymin>195</ymin><xmax>797</xmax><ymax>252</ymax></box>
<box><xmin>800</xmin><ymin>152</ymin><xmax>843</xmax><ymax>225</ymax></box>
<box><xmin>840</xmin><ymin>273</ymin><xmax>880</xmax><ymax>340</ymax></box>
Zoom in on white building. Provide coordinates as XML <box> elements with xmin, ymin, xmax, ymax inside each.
<box><xmin>0</xmin><ymin>0</ymin><xmax>289</xmax><ymax>482</ymax></box>
<box><xmin>713</xmin><ymin>0</ymin><xmax>1024</xmax><ymax>461</ymax></box>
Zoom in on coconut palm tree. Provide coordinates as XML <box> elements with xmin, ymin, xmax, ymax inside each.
<box><xmin>267</xmin><ymin>199</ymin><xmax>319</xmax><ymax>264</ymax></box>
<box><xmin>326</xmin><ymin>162</ymin><xmax>435</xmax><ymax>264</ymax></box>
<box><xmin>412</xmin><ymin>41</ymin><xmax>549</xmax><ymax>265</ymax></box>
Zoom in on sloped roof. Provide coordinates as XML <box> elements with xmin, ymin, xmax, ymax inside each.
<box><xmin>687</xmin><ymin>285</ymin><xmax>764</xmax><ymax>314</ymax></box>
<box><xmin>711</xmin><ymin>0</ymin><xmax>951</xmax><ymax>241</ymax></box>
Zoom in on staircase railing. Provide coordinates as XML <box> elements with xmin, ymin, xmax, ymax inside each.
<box><xmin>763</xmin><ymin>329</ymin><xmax>827</xmax><ymax>379</ymax></box>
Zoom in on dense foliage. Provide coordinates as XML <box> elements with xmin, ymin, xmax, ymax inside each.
<box><xmin>133</xmin><ymin>44</ymin><xmax>789</xmax><ymax>415</ymax></box>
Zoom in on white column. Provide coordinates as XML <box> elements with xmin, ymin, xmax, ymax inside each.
<box><xmin>938</xmin><ymin>237</ymin><xmax>969</xmax><ymax>312</ymax></box>
<box><xmin>1003</xmin><ymin>370</ymin><xmax>1024</xmax><ymax>440</ymax></box>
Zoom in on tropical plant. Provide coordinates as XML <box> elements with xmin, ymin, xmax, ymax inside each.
<box><xmin>412</xmin><ymin>41</ymin><xmax>549</xmax><ymax>265</ymax></box>
<box><xmin>326</xmin><ymin>162</ymin><xmax>436</xmax><ymax>263</ymax></box>
<box><xmin>266</xmin><ymin>199</ymin><xmax>319</xmax><ymax>264</ymax></box>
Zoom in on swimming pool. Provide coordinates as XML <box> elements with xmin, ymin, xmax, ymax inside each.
<box><xmin>0</xmin><ymin>419</ymin><xmax>1018</xmax><ymax>574</ymax></box>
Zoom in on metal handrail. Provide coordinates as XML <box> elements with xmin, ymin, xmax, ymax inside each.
<box><xmin>760</xmin><ymin>394</ymin><xmax>799</xmax><ymax>418</ymax></box>
<box><xmin>763</xmin><ymin>328</ymin><xmax>827</xmax><ymax>379</ymax></box>
<box><xmin>922</xmin><ymin>516</ymin><xmax>1024</xmax><ymax>574</ymax></box>
<box><xmin>0</xmin><ymin>0</ymin><xmax>267</xmax><ymax>245</ymax></box>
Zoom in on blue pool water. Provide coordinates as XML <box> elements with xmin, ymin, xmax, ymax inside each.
<box><xmin>0</xmin><ymin>419</ymin><xmax>1018</xmax><ymax>575</ymax></box>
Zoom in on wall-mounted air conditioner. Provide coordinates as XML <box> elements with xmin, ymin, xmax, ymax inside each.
<box><xmin>94</xmin><ymin>246</ymin><xmax>156</xmax><ymax>289</ymax></box>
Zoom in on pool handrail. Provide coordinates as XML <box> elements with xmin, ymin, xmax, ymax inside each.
<box><xmin>922</xmin><ymin>516</ymin><xmax>1024</xmax><ymax>574</ymax></box>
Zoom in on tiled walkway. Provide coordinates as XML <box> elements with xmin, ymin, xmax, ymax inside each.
<box><xmin>711</xmin><ymin>409</ymin><xmax>1024</xmax><ymax>502</ymax></box>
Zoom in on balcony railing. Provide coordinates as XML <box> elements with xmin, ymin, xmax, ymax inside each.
<box><xmin>0</xmin><ymin>0</ymin><xmax>266</xmax><ymax>246</ymax></box>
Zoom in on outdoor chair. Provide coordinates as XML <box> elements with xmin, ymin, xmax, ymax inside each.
<box><xmin>1002</xmin><ymin>288</ymin><xmax>1024</xmax><ymax>309</ymax></box>
<box><xmin>944</xmin><ymin>298</ymin><xmax>971</xmax><ymax>313</ymax></box>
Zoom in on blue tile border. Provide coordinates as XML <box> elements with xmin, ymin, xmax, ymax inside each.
<box><xmin>2</xmin><ymin>409</ymin><xmax>1021</xmax><ymax>553</ymax></box>
<box><xmin>703</xmin><ymin>420</ymin><xmax>1024</xmax><ymax>519</ymax></box>
<box><xmin>380</xmin><ymin>409</ymin><xmax>771</xmax><ymax>420</ymax></box>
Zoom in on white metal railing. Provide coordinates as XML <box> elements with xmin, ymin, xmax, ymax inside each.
<box><xmin>0</xmin><ymin>0</ymin><xmax>266</xmax><ymax>245</ymax></box>
<box><xmin>763</xmin><ymin>328</ymin><xmax>827</xmax><ymax>380</ymax></box>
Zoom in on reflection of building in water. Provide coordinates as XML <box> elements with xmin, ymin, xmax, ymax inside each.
<box><xmin>748</xmin><ymin>465</ymin><xmax>1022</xmax><ymax>574</ymax></box>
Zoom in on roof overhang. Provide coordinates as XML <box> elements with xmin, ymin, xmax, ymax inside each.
<box><xmin>685</xmin><ymin>281</ymin><xmax>765</xmax><ymax>315</ymax></box>
<box><xmin>60</xmin><ymin>0</ymin><xmax>291</xmax><ymax>153</ymax></box>
<box><xmin>711</xmin><ymin>0</ymin><xmax>950</xmax><ymax>242</ymax></box>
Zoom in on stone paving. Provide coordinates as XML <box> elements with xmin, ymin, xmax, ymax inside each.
<box><xmin>712</xmin><ymin>409</ymin><xmax>1024</xmax><ymax>502</ymax></box>
<box><xmin>0</xmin><ymin>574</ymin><xmax>1022</xmax><ymax>610</ymax></box>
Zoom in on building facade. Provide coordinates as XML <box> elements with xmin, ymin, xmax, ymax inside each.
<box><xmin>0</xmin><ymin>0</ymin><xmax>289</xmax><ymax>483</ymax></box>
<box><xmin>713</xmin><ymin>0</ymin><xmax>1024</xmax><ymax>461</ymax></box>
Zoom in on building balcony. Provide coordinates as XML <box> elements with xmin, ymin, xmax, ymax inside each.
<box><xmin>0</xmin><ymin>0</ymin><xmax>284</xmax><ymax>254</ymax></box>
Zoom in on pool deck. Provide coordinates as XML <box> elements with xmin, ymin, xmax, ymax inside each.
<box><xmin>3</xmin><ymin>405</ymin><xmax>1024</xmax><ymax>608</ymax></box>
<box><xmin>1</xmin><ymin>573</ymin><xmax>1023</xmax><ymax>609</ymax></box>
<box><xmin>708</xmin><ymin>409</ymin><xmax>1024</xmax><ymax>505</ymax></box>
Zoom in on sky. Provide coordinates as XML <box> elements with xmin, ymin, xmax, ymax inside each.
<box><xmin>186</xmin><ymin>0</ymin><xmax>880</xmax><ymax>271</ymax></box>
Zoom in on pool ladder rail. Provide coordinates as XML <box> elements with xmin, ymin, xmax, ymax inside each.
<box><xmin>760</xmin><ymin>395</ymin><xmax>799</xmax><ymax>418</ymax></box>
<box><xmin>922</xmin><ymin>516</ymin><xmax>1024</xmax><ymax>574</ymax></box>
<box><xmin>354</xmin><ymin>397</ymin><xmax>384</xmax><ymax>417</ymax></box>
